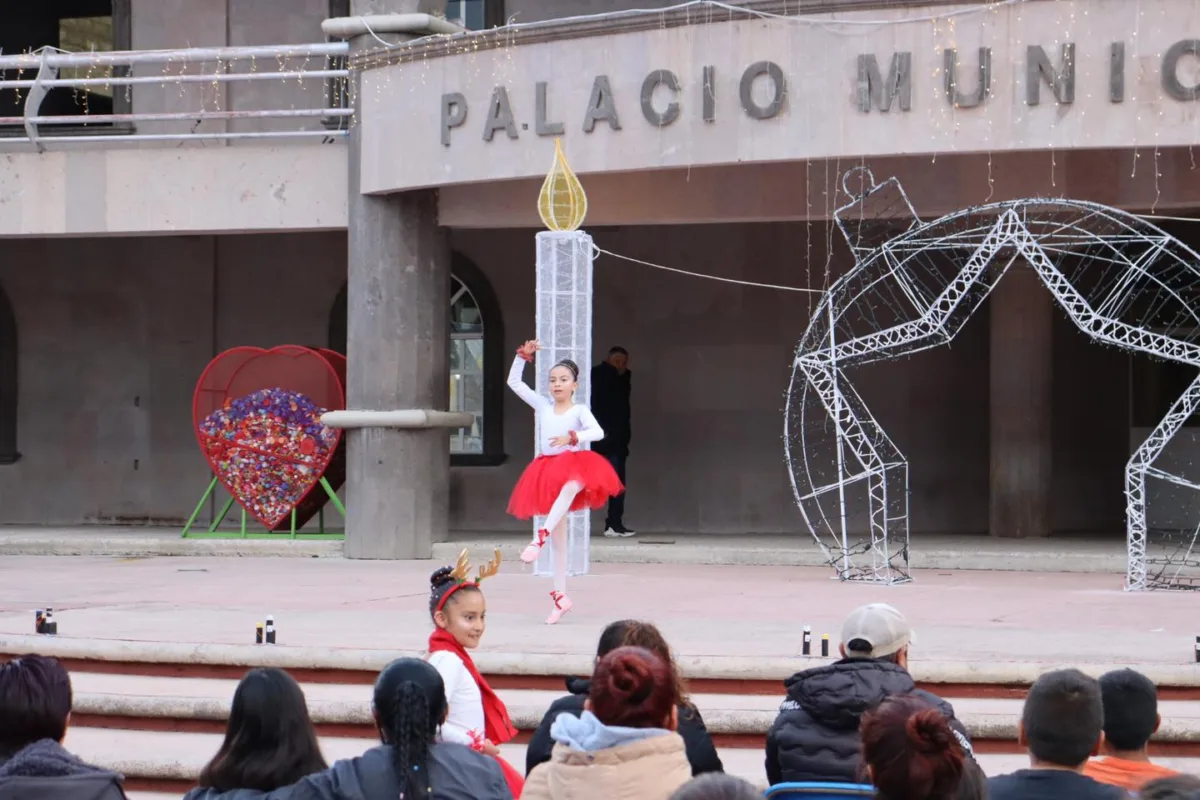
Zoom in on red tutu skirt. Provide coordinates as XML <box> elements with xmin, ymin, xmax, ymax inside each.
<box><xmin>507</xmin><ymin>450</ymin><xmax>624</xmax><ymax>519</ymax></box>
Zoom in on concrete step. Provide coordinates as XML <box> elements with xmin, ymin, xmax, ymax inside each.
<box><xmin>63</xmin><ymin>671</ymin><xmax>1200</xmax><ymax>746</ymax></box>
<box><xmin>11</xmin><ymin>634</ymin><xmax>1200</xmax><ymax>692</ymax></box>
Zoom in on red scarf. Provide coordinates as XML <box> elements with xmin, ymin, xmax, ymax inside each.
<box><xmin>427</xmin><ymin>629</ymin><xmax>517</xmax><ymax>745</ymax></box>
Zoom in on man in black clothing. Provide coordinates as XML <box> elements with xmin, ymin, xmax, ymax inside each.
<box><xmin>988</xmin><ymin>669</ymin><xmax>1127</xmax><ymax>800</ymax></box>
<box><xmin>765</xmin><ymin>603</ymin><xmax>972</xmax><ymax>786</ymax></box>
<box><xmin>590</xmin><ymin>346</ymin><xmax>634</xmax><ymax>537</ymax></box>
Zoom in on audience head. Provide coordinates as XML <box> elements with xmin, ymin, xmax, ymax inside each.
<box><xmin>428</xmin><ymin>565</ymin><xmax>486</xmax><ymax>649</ymax></box>
<box><xmin>373</xmin><ymin>658</ymin><xmax>449</xmax><ymax>800</ymax></box>
<box><xmin>667</xmin><ymin>773</ymin><xmax>761</xmax><ymax>800</ymax></box>
<box><xmin>0</xmin><ymin>655</ymin><xmax>72</xmax><ymax>760</ymax></box>
<box><xmin>595</xmin><ymin>620</ymin><xmax>691</xmax><ymax>706</ymax></box>
<box><xmin>587</xmin><ymin>646</ymin><xmax>678</xmax><ymax>730</ymax></box>
<box><xmin>1141</xmin><ymin>775</ymin><xmax>1200</xmax><ymax>800</ymax></box>
<box><xmin>199</xmin><ymin>667</ymin><xmax>327</xmax><ymax>792</ymax></box>
<box><xmin>1098</xmin><ymin>668</ymin><xmax>1160</xmax><ymax>754</ymax></box>
<box><xmin>1020</xmin><ymin>668</ymin><xmax>1104</xmax><ymax>769</ymax></box>
<box><xmin>840</xmin><ymin>603</ymin><xmax>912</xmax><ymax>667</ymax></box>
<box><xmin>860</xmin><ymin>695</ymin><xmax>966</xmax><ymax>800</ymax></box>
<box><xmin>607</xmin><ymin>346</ymin><xmax>629</xmax><ymax>372</ymax></box>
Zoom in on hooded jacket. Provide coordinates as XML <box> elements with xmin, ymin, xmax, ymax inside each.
<box><xmin>182</xmin><ymin>743</ymin><xmax>511</xmax><ymax>800</ymax></box>
<box><xmin>765</xmin><ymin>658</ymin><xmax>971</xmax><ymax>786</ymax></box>
<box><xmin>523</xmin><ymin>711</ymin><xmax>692</xmax><ymax>800</ymax></box>
<box><xmin>0</xmin><ymin>739</ymin><xmax>128</xmax><ymax>800</ymax></box>
<box><xmin>525</xmin><ymin>677</ymin><xmax>723</xmax><ymax>777</ymax></box>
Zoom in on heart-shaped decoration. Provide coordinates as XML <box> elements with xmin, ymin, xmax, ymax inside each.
<box><xmin>193</xmin><ymin>346</ymin><xmax>346</xmax><ymax>530</ymax></box>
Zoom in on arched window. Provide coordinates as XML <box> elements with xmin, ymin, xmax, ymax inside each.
<box><xmin>0</xmin><ymin>282</ymin><xmax>17</xmax><ymax>464</ymax></box>
<box><xmin>328</xmin><ymin>252</ymin><xmax>505</xmax><ymax>466</ymax></box>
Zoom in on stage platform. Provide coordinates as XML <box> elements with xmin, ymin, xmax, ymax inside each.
<box><xmin>0</xmin><ymin>526</ymin><xmax>1130</xmax><ymax>573</ymax></box>
<box><xmin>0</xmin><ymin>553</ymin><xmax>1192</xmax><ymax>668</ymax></box>
<box><xmin>2</xmin><ymin>555</ymin><xmax>1198</xmax><ymax>793</ymax></box>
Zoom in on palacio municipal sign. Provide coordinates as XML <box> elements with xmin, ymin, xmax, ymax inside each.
<box><xmin>359</xmin><ymin>0</ymin><xmax>1200</xmax><ymax>193</ymax></box>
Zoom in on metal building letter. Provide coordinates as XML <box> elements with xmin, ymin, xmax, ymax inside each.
<box><xmin>641</xmin><ymin>70</ymin><xmax>681</xmax><ymax>127</ymax></box>
<box><xmin>857</xmin><ymin>53</ymin><xmax>912</xmax><ymax>113</ymax></box>
<box><xmin>1163</xmin><ymin>39</ymin><xmax>1200</xmax><ymax>101</ymax></box>
<box><xmin>740</xmin><ymin>61</ymin><xmax>786</xmax><ymax>120</ymax></box>
<box><xmin>536</xmin><ymin>82</ymin><xmax>565</xmax><ymax>136</ymax></box>
<box><xmin>1026</xmin><ymin>44</ymin><xmax>1076</xmax><ymax>106</ymax></box>
<box><xmin>943</xmin><ymin>48</ymin><xmax>990</xmax><ymax>109</ymax></box>
<box><xmin>703</xmin><ymin>65</ymin><xmax>716</xmax><ymax>122</ymax></box>
<box><xmin>482</xmin><ymin>87</ymin><xmax>519</xmax><ymax>142</ymax></box>
<box><xmin>1110</xmin><ymin>42</ymin><xmax>1126</xmax><ymax>103</ymax></box>
<box><xmin>441</xmin><ymin>92</ymin><xmax>467</xmax><ymax>146</ymax></box>
<box><xmin>583</xmin><ymin>75</ymin><xmax>622</xmax><ymax>132</ymax></box>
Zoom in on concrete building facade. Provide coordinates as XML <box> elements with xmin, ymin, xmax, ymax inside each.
<box><xmin>2</xmin><ymin>0</ymin><xmax>1199</xmax><ymax>557</ymax></box>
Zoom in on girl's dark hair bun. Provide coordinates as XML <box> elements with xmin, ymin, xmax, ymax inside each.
<box><xmin>554</xmin><ymin>359</ymin><xmax>579</xmax><ymax>380</ymax></box>
<box><xmin>429</xmin><ymin>566</ymin><xmax>455</xmax><ymax>590</ymax></box>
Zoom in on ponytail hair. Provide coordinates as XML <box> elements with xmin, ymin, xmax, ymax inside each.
<box><xmin>860</xmin><ymin>695</ymin><xmax>966</xmax><ymax>800</ymax></box>
<box><xmin>373</xmin><ymin>658</ymin><xmax>448</xmax><ymax>800</ymax></box>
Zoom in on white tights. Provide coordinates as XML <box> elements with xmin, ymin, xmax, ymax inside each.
<box><xmin>535</xmin><ymin>480</ymin><xmax>582</xmax><ymax>594</ymax></box>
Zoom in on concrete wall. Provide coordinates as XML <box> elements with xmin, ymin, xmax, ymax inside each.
<box><xmin>506</xmin><ymin>0</ymin><xmax>679</xmax><ymax>22</ymax></box>
<box><xmin>0</xmin><ymin>233</ymin><xmax>346</xmax><ymax>525</ymax></box>
<box><xmin>128</xmin><ymin>0</ymin><xmax>333</xmax><ymax>136</ymax></box>
<box><xmin>0</xmin><ymin>223</ymin><xmax>1154</xmax><ymax>535</ymax></box>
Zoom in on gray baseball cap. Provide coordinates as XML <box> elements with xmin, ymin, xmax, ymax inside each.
<box><xmin>840</xmin><ymin>603</ymin><xmax>913</xmax><ymax>659</ymax></box>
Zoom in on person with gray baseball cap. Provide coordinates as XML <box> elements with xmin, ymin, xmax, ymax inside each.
<box><xmin>765</xmin><ymin>603</ymin><xmax>972</xmax><ymax>787</ymax></box>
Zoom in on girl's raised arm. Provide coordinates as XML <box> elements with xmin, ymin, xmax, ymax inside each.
<box><xmin>507</xmin><ymin>344</ymin><xmax>546</xmax><ymax>410</ymax></box>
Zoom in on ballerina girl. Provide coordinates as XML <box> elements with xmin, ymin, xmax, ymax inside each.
<box><xmin>506</xmin><ymin>339</ymin><xmax>624</xmax><ymax>624</ymax></box>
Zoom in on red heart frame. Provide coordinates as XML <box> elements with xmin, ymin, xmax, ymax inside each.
<box><xmin>193</xmin><ymin>346</ymin><xmax>346</xmax><ymax>530</ymax></box>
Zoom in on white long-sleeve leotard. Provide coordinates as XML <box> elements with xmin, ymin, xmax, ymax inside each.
<box><xmin>427</xmin><ymin>650</ymin><xmax>485</xmax><ymax>746</ymax></box>
<box><xmin>508</xmin><ymin>356</ymin><xmax>604</xmax><ymax>456</ymax></box>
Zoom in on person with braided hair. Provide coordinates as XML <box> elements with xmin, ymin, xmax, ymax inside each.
<box><xmin>507</xmin><ymin>339</ymin><xmax>624</xmax><ymax>624</ymax></box>
<box><xmin>426</xmin><ymin>551</ymin><xmax>525</xmax><ymax>798</ymax></box>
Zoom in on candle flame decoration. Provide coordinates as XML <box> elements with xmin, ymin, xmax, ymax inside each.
<box><xmin>537</xmin><ymin>139</ymin><xmax>588</xmax><ymax>232</ymax></box>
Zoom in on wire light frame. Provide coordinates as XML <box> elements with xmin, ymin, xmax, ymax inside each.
<box><xmin>787</xmin><ymin>168</ymin><xmax>1200</xmax><ymax>590</ymax></box>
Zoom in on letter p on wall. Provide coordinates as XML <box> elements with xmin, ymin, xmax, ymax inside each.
<box><xmin>441</xmin><ymin>92</ymin><xmax>467</xmax><ymax>146</ymax></box>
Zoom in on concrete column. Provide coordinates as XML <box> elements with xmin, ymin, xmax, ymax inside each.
<box><xmin>344</xmin><ymin>0</ymin><xmax>450</xmax><ymax>559</ymax></box>
<box><xmin>989</xmin><ymin>264</ymin><xmax>1053</xmax><ymax>538</ymax></box>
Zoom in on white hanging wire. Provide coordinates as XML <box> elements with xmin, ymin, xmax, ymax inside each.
<box><xmin>355</xmin><ymin>0</ymin><xmax>1027</xmax><ymax>50</ymax></box>
<box><xmin>591</xmin><ymin>244</ymin><xmax>821</xmax><ymax>293</ymax></box>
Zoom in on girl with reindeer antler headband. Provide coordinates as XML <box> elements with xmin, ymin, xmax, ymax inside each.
<box><xmin>426</xmin><ymin>549</ymin><xmax>524</xmax><ymax>797</ymax></box>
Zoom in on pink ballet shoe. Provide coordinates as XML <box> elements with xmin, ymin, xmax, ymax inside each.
<box><xmin>546</xmin><ymin>591</ymin><xmax>572</xmax><ymax>625</ymax></box>
<box><xmin>520</xmin><ymin>528</ymin><xmax>550</xmax><ymax>564</ymax></box>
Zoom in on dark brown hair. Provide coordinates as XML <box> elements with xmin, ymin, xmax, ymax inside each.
<box><xmin>199</xmin><ymin>668</ymin><xmax>327</xmax><ymax>792</ymax></box>
<box><xmin>589</xmin><ymin>646</ymin><xmax>677</xmax><ymax>729</ymax></box>
<box><xmin>596</xmin><ymin>620</ymin><xmax>691</xmax><ymax>708</ymax></box>
<box><xmin>0</xmin><ymin>655</ymin><xmax>72</xmax><ymax>759</ymax></box>
<box><xmin>860</xmin><ymin>695</ymin><xmax>965</xmax><ymax>800</ymax></box>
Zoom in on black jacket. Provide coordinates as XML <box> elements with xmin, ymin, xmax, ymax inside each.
<box><xmin>988</xmin><ymin>770</ymin><xmax>1128</xmax><ymax>800</ymax></box>
<box><xmin>185</xmin><ymin>744</ymin><xmax>511</xmax><ymax>800</ymax></box>
<box><xmin>765</xmin><ymin>658</ymin><xmax>971</xmax><ymax>786</ymax></box>
<box><xmin>590</xmin><ymin>363</ymin><xmax>631</xmax><ymax>455</ymax></box>
<box><xmin>526</xmin><ymin>677</ymin><xmax>723</xmax><ymax>777</ymax></box>
<box><xmin>0</xmin><ymin>739</ymin><xmax>128</xmax><ymax>800</ymax></box>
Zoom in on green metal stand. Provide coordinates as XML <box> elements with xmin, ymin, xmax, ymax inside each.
<box><xmin>181</xmin><ymin>476</ymin><xmax>345</xmax><ymax>539</ymax></box>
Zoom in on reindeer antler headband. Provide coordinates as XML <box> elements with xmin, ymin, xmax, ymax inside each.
<box><xmin>435</xmin><ymin>548</ymin><xmax>502</xmax><ymax>613</ymax></box>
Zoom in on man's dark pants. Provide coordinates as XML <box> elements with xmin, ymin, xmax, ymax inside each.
<box><xmin>599</xmin><ymin>448</ymin><xmax>627</xmax><ymax>528</ymax></box>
